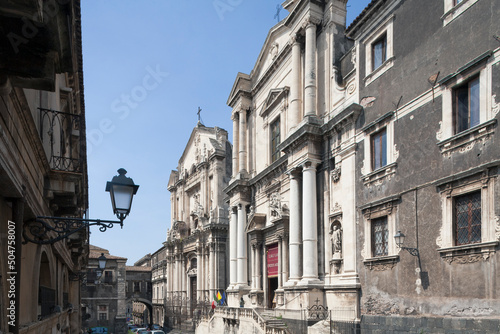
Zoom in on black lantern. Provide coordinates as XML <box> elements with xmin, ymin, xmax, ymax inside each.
<box><xmin>106</xmin><ymin>168</ymin><xmax>139</xmax><ymax>223</ymax></box>
<box><xmin>394</xmin><ymin>230</ymin><xmax>406</xmax><ymax>248</ymax></box>
<box><xmin>23</xmin><ymin>169</ymin><xmax>139</xmax><ymax>245</ymax></box>
<box><xmin>394</xmin><ymin>230</ymin><xmax>419</xmax><ymax>257</ymax></box>
<box><xmin>98</xmin><ymin>253</ymin><xmax>107</xmax><ymax>271</ymax></box>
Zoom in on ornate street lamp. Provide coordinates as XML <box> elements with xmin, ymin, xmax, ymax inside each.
<box><xmin>23</xmin><ymin>169</ymin><xmax>139</xmax><ymax>245</ymax></box>
<box><xmin>96</xmin><ymin>253</ymin><xmax>107</xmax><ymax>278</ymax></box>
<box><xmin>106</xmin><ymin>168</ymin><xmax>139</xmax><ymax>223</ymax></box>
<box><xmin>394</xmin><ymin>230</ymin><xmax>419</xmax><ymax>256</ymax></box>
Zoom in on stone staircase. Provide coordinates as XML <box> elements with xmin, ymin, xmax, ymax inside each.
<box><xmin>259</xmin><ymin>310</ymin><xmax>290</xmax><ymax>333</ymax></box>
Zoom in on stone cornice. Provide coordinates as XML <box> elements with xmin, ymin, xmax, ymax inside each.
<box><xmin>279</xmin><ymin>116</ymin><xmax>323</xmax><ymax>154</ymax></box>
<box><xmin>321</xmin><ymin>103</ymin><xmax>363</xmax><ymax>136</ymax></box>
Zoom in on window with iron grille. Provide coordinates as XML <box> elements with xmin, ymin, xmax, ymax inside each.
<box><xmin>372</xmin><ymin>216</ymin><xmax>389</xmax><ymax>257</ymax></box>
<box><xmin>98</xmin><ymin>305</ymin><xmax>108</xmax><ymax>320</ymax></box>
<box><xmin>453</xmin><ymin>76</ymin><xmax>480</xmax><ymax>134</ymax></box>
<box><xmin>270</xmin><ymin>118</ymin><xmax>280</xmax><ymax>163</ymax></box>
<box><xmin>454</xmin><ymin>191</ymin><xmax>481</xmax><ymax>245</ymax></box>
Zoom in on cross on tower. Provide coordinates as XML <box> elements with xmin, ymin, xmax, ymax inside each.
<box><xmin>197</xmin><ymin>107</ymin><xmax>202</xmax><ymax>122</ymax></box>
<box><xmin>274</xmin><ymin>4</ymin><xmax>282</xmax><ymax>22</ymax></box>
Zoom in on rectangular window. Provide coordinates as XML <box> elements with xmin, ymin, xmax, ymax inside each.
<box><xmin>98</xmin><ymin>305</ymin><xmax>108</xmax><ymax>320</ymax></box>
<box><xmin>371</xmin><ymin>128</ymin><xmax>387</xmax><ymax>170</ymax></box>
<box><xmin>454</xmin><ymin>191</ymin><xmax>481</xmax><ymax>245</ymax></box>
<box><xmin>372</xmin><ymin>216</ymin><xmax>389</xmax><ymax>257</ymax></box>
<box><xmin>134</xmin><ymin>281</ymin><xmax>141</xmax><ymax>292</ymax></box>
<box><xmin>372</xmin><ymin>33</ymin><xmax>387</xmax><ymax>71</ymax></box>
<box><xmin>453</xmin><ymin>76</ymin><xmax>480</xmax><ymax>134</ymax></box>
<box><xmin>104</xmin><ymin>271</ymin><xmax>113</xmax><ymax>284</ymax></box>
<box><xmin>454</xmin><ymin>0</ymin><xmax>463</xmax><ymax>5</ymax></box>
<box><xmin>271</xmin><ymin>118</ymin><xmax>280</xmax><ymax>163</ymax></box>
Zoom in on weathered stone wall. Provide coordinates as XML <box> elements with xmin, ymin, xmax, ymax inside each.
<box><xmin>360</xmin><ymin>315</ymin><xmax>500</xmax><ymax>334</ymax></box>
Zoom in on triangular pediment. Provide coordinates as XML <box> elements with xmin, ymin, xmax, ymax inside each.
<box><xmin>247</xmin><ymin>213</ymin><xmax>266</xmax><ymax>232</ymax></box>
<box><xmin>260</xmin><ymin>86</ymin><xmax>289</xmax><ymax>118</ymax></box>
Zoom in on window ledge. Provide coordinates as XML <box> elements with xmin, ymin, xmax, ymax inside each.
<box><xmin>442</xmin><ymin>0</ymin><xmax>480</xmax><ymax>26</ymax></box>
<box><xmin>362</xmin><ymin>162</ymin><xmax>397</xmax><ymax>187</ymax></box>
<box><xmin>437</xmin><ymin>119</ymin><xmax>497</xmax><ymax>157</ymax></box>
<box><xmin>364</xmin><ymin>56</ymin><xmax>395</xmax><ymax>86</ymax></box>
<box><xmin>363</xmin><ymin>255</ymin><xmax>399</xmax><ymax>271</ymax></box>
<box><xmin>438</xmin><ymin>241</ymin><xmax>498</xmax><ymax>264</ymax></box>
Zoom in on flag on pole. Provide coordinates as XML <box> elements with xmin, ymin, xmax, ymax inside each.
<box><xmin>220</xmin><ymin>292</ymin><xmax>226</xmax><ymax>305</ymax></box>
<box><xmin>211</xmin><ymin>301</ymin><xmax>216</xmax><ymax>309</ymax></box>
<box><xmin>217</xmin><ymin>291</ymin><xmax>222</xmax><ymax>301</ymax></box>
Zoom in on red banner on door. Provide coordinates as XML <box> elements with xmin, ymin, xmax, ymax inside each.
<box><xmin>267</xmin><ymin>244</ymin><xmax>279</xmax><ymax>277</ymax></box>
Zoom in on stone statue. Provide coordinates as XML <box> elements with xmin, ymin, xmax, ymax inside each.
<box><xmin>331</xmin><ymin>225</ymin><xmax>342</xmax><ymax>257</ymax></box>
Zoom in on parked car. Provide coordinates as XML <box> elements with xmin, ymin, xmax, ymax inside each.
<box><xmin>129</xmin><ymin>328</ymin><xmax>147</xmax><ymax>334</ymax></box>
<box><xmin>152</xmin><ymin>324</ymin><xmax>161</xmax><ymax>330</ymax></box>
<box><xmin>137</xmin><ymin>330</ymin><xmax>149</xmax><ymax>334</ymax></box>
<box><xmin>149</xmin><ymin>331</ymin><xmax>165</xmax><ymax>334</ymax></box>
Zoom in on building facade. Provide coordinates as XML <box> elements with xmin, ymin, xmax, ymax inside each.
<box><xmin>348</xmin><ymin>0</ymin><xmax>500</xmax><ymax>331</ymax></box>
<box><xmin>154</xmin><ymin>123</ymin><xmax>232</xmax><ymax>328</ymax></box>
<box><xmin>128</xmin><ymin>254</ymin><xmax>152</xmax><ymax>326</ymax></box>
<box><xmin>209</xmin><ymin>0</ymin><xmax>500</xmax><ymax>333</ymax></box>
<box><xmin>151</xmin><ymin>245</ymin><xmax>167</xmax><ymax>327</ymax></box>
<box><xmin>0</xmin><ymin>1</ymin><xmax>89</xmax><ymax>333</ymax></box>
<box><xmin>81</xmin><ymin>246</ymin><xmax>128</xmax><ymax>333</ymax></box>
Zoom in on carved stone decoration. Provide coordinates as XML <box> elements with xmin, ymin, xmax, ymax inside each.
<box><xmin>492</xmin><ymin>94</ymin><xmax>499</xmax><ymax>116</ymax></box>
<box><xmin>436</xmin><ymin>121</ymin><xmax>443</xmax><ymax>141</ymax></box>
<box><xmin>191</xmin><ymin>193</ymin><xmax>204</xmax><ymax>219</ymax></box>
<box><xmin>394</xmin><ymin>144</ymin><xmax>399</xmax><ymax>160</ymax></box>
<box><xmin>269</xmin><ymin>192</ymin><xmax>283</xmax><ymax>219</ymax></box>
<box><xmin>351</xmin><ymin>47</ymin><xmax>356</xmax><ymax>65</ymax></box>
<box><xmin>270</xmin><ymin>42</ymin><xmax>279</xmax><ymax>60</ymax></box>
<box><xmin>330</xmin><ymin>259</ymin><xmax>342</xmax><ymax>274</ymax></box>
<box><xmin>495</xmin><ymin>216</ymin><xmax>500</xmax><ymax>240</ymax></box>
<box><xmin>331</xmin><ymin>165</ymin><xmax>341</xmax><ymax>182</ymax></box>
<box><xmin>443</xmin><ymin>253</ymin><xmax>491</xmax><ymax>265</ymax></box>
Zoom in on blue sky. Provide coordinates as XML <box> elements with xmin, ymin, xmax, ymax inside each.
<box><xmin>81</xmin><ymin>0</ymin><xmax>371</xmax><ymax>265</ymax></box>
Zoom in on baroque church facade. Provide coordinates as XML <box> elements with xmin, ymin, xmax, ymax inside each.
<box><xmin>151</xmin><ymin>124</ymin><xmax>232</xmax><ymax>328</ymax></box>
<box><xmin>207</xmin><ymin>0</ymin><xmax>500</xmax><ymax>332</ymax></box>
<box><xmin>153</xmin><ymin>0</ymin><xmax>499</xmax><ymax>332</ymax></box>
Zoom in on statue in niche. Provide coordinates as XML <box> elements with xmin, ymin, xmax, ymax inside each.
<box><xmin>330</xmin><ymin>222</ymin><xmax>342</xmax><ymax>259</ymax></box>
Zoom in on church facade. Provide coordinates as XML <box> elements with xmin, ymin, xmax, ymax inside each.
<box><xmin>213</xmin><ymin>0</ymin><xmax>500</xmax><ymax>332</ymax></box>
<box><xmin>152</xmin><ymin>124</ymin><xmax>232</xmax><ymax>328</ymax></box>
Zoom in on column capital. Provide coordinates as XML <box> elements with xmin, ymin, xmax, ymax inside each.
<box><xmin>302</xmin><ymin>16</ymin><xmax>321</xmax><ymax>29</ymax></box>
<box><xmin>289</xmin><ymin>32</ymin><xmax>303</xmax><ymax>45</ymax></box>
<box><xmin>301</xmin><ymin>160</ymin><xmax>320</xmax><ymax>170</ymax></box>
<box><xmin>287</xmin><ymin>167</ymin><xmax>302</xmax><ymax>179</ymax></box>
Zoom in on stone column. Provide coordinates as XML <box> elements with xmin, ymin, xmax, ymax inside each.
<box><xmin>287</xmin><ymin>170</ymin><xmax>302</xmax><ymax>285</ymax></box>
<box><xmin>256</xmin><ymin>243</ymin><xmax>262</xmax><ymax>290</ymax></box>
<box><xmin>289</xmin><ymin>35</ymin><xmax>302</xmax><ymax>130</ymax></box>
<box><xmin>197</xmin><ymin>245</ymin><xmax>202</xmax><ymax>298</ymax></box>
<box><xmin>278</xmin><ymin>236</ymin><xmax>283</xmax><ymax>288</ymax></box>
<box><xmin>229</xmin><ymin>207</ymin><xmax>238</xmax><ymax>288</ymax></box>
<box><xmin>300</xmin><ymin>161</ymin><xmax>320</xmax><ymax>284</ymax></box>
<box><xmin>251</xmin><ymin>243</ymin><xmax>257</xmax><ymax>290</ymax></box>
<box><xmin>238</xmin><ymin>108</ymin><xmax>247</xmax><ymax>173</ymax></box>
<box><xmin>237</xmin><ymin>203</ymin><xmax>248</xmax><ymax>287</ymax></box>
<box><xmin>203</xmin><ymin>246</ymin><xmax>209</xmax><ymax>300</ymax></box>
<box><xmin>304</xmin><ymin>18</ymin><xmax>317</xmax><ymax>117</ymax></box>
<box><xmin>282</xmin><ymin>234</ymin><xmax>288</xmax><ymax>284</ymax></box>
<box><xmin>232</xmin><ymin>113</ymin><xmax>239</xmax><ymax>176</ymax></box>
<box><xmin>209</xmin><ymin>242</ymin><xmax>215</xmax><ymax>296</ymax></box>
